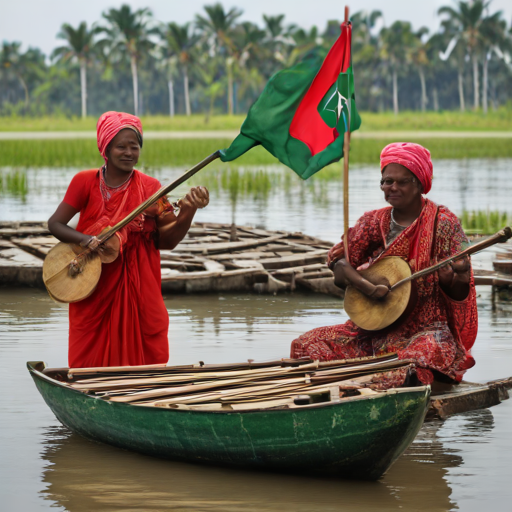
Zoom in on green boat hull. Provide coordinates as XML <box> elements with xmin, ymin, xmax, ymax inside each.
<box><xmin>28</xmin><ymin>362</ymin><xmax>430</xmax><ymax>480</ymax></box>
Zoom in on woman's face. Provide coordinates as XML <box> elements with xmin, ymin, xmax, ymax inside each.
<box><xmin>107</xmin><ymin>129</ymin><xmax>140</xmax><ymax>173</ymax></box>
<box><xmin>381</xmin><ymin>163</ymin><xmax>423</xmax><ymax>210</ymax></box>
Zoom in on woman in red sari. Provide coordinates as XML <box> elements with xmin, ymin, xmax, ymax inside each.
<box><xmin>48</xmin><ymin>111</ymin><xmax>209</xmax><ymax>368</ymax></box>
<box><xmin>291</xmin><ymin>142</ymin><xmax>478</xmax><ymax>385</ymax></box>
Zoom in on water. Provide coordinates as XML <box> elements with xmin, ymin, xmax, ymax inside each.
<box><xmin>1</xmin><ymin>158</ymin><xmax>512</xmax><ymax>242</ymax></box>
<box><xmin>1</xmin><ymin>159</ymin><xmax>512</xmax><ymax>511</ymax></box>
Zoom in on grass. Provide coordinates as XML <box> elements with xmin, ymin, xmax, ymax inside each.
<box><xmin>1</xmin><ymin>137</ymin><xmax>511</xmax><ymax>169</ymax></box>
<box><xmin>1</xmin><ymin>108</ymin><xmax>512</xmax><ymax>132</ymax></box>
<box><xmin>0</xmin><ymin>169</ymin><xmax>28</xmax><ymax>198</ymax></box>
<box><xmin>460</xmin><ymin>210</ymin><xmax>512</xmax><ymax>235</ymax></box>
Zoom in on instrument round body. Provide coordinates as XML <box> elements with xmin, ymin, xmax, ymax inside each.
<box><xmin>43</xmin><ymin>242</ymin><xmax>102</xmax><ymax>303</ymax></box>
<box><xmin>344</xmin><ymin>257</ymin><xmax>412</xmax><ymax>331</ymax></box>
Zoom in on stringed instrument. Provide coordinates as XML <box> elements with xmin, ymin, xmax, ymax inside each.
<box><xmin>43</xmin><ymin>151</ymin><xmax>220</xmax><ymax>303</ymax></box>
<box><xmin>344</xmin><ymin>226</ymin><xmax>512</xmax><ymax>331</ymax></box>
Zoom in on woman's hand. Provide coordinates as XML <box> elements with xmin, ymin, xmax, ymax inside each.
<box><xmin>180</xmin><ymin>186</ymin><xmax>209</xmax><ymax>210</ymax></box>
<box><xmin>332</xmin><ymin>259</ymin><xmax>389</xmax><ymax>299</ymax></box>
<box><xmin>438</xmin><ymin>256</ymin><xmax>471</xmax><ymax>301</ymax></box>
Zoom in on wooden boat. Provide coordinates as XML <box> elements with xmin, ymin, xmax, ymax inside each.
<box><xmin>28</xmin><ymin>356</ymin><xmax>430</xmax><ymax>480</ymax></box>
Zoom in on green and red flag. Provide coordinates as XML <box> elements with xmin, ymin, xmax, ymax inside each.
<box><xmin>220</xmin><ymin>21</ymin><xmax>361</xmax><ymax>180</ymax></box>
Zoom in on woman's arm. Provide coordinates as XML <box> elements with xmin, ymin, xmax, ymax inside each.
<box><xmin>157</xmin><ymin>187</ymin><xmax>209</xmax><ymax>250</ymax></box>
<box><xmin>48</xmin><ymin>202</ymin><xmax>96</xmax><ymax>247</ymax></box>
<box><xmin>332</xmin><ymin>258</ymin><xmax>389</xmax><ymax>298</ymax></box>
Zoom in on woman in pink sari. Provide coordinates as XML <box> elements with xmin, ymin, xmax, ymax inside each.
<box><xmin>291</xmin><ymin>142</ymin><xmax>478</xmax><ymax>385</ymax></box>
<box><xmin>48</xmin><ymin>111</ymin><xmax>209</xmax><ymax>368</ymax></box>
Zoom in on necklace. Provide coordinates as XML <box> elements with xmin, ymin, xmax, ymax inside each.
<box><xmin>100</xmin><ymin>166</ymin><xmax>134</xmax><ymax>201</ymax></box>
<box><xmin>390</xmin><ymin>208</ymin><xmax>406</xmax><ymax>228</ymax></box>
<box><xmin>103</xmin><ymin>167</ymin><xmax>133</xmax><ymax>188</ymax></box>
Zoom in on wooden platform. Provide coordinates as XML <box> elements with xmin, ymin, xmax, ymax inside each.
<box><xmin>428</xmin><ymin>376</ymin><xmax>512</xmax><ymax>420</ymax></box>
<box><xmin>0</xmin><ymin>221</ymin><xmax>341</xmax><ymax>296</ymax></box>
<box><xmin>3</xmin><ymin>221</ymin><xmax>512</xmax><ymax>297</ymax></box>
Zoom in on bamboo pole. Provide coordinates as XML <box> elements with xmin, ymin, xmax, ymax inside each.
<box><xmin>94</xmin><ymin>150</ymin><xmax>220</xmax><ymax>248</ymax></box>
<box><xmin>343</xmin><ymin>5</ymin><xmax>351</xmax><ymax>262</ymax></box>
<box><xmin>390</xmin><ymin>226</ymin><xmax>512</xmax><ymax>291</ymax></box>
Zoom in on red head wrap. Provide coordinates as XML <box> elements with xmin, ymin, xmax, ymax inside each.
<box><xmin>380</xmin><ymin>142</ymin><xmax>433</xmax><ymax>194</ymax></box>
<box><xmin>96</xmin><ymin>111</ymin><xmax>143</xmax><ymax>162</ymax></box>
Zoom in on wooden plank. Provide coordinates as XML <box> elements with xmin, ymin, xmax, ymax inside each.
<box><xmin>258</xmin><ymin>250</ymin><xmax>327</xmax><ymax>270</ymax></box>
<box><xmin>177</xmin><ymin>234</ymin><xmax>288</xmax><ymax>254</ymax></box>
<box><xmin>473</xmin><ymin>269</ymin><xmax>512</xmax><ymax>286</ymax></box>
<box><xmin>428</xmin><ymin>376</ymin><xmax>512</xmax><ymax>419</ymax></box>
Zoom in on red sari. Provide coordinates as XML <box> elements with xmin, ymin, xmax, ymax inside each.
<box><xmin>63</xmin><ymin>169</ymin><xmax>169</xmax><ymax>368</ymax></box>
<box><xmin>290</xmin><ymin>199</ymin><xmax>478</xmax><ymax>384</ymax></box>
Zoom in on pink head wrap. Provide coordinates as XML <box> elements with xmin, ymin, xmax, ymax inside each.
<box><xmin>380</xmin><ymin>142</ymin><xmax>433</xmax><ymax>194</ymax></box>
<box><xmin>96</xmin><ymin>111</ymin><xmax>143</xmax><ymax>161</ymax></box>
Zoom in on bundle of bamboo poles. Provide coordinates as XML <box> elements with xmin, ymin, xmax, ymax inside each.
<box><xmin>63</xmin><ymin>354</ymin><xmax>415</xmax><ymax>410</ymax></box>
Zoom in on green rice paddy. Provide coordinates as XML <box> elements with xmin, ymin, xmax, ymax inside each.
<box><xmin>0</xmin><ymin>169</ymin><xmax>28</xmax><ymax>199</ymax></box>
<box><xmin>1</xmin><ymin>137</ymin><xmax>511</xmax><ymax>169</ymax></box>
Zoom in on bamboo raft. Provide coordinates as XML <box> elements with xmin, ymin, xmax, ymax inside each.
<box><xmin>2</xmin><ymin>221</ymin><xmax>512</xmax><ymax>296</ymax></box>
<box><xmin>0</xmin><ymin>221</ymin><xmax>339</xmax><ymax>295</ymax></box>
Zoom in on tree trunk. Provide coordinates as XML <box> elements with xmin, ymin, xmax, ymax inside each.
<box><xmin>433</xmin><ymin>87</ymin><xmax>439</xmax><ymax>112</ymax></box>
<box><xmin>458</xmin><ymin>69</ymin><xmax>465</xmax><ymax>112</ymax></box>
<box><xmin>418</xmin><ymin>67</ymin><xmax>427</xmax><ymax>112</ymax></box>
<box><xmin>482</xmin><ymin>53</ymin><xmax>488</xmax><ymax>115</ymax></box>
<box><xmin>17</xmin><ymin>74</ymin><xmax>29</xmax><ymax>107</ymax></box>
<box><xmin>168</xmin><ymin>80</ymin><xmax>174</xmax><ymax>117</ymax></box>
<box><xmin>130</xmin><ymin>55</ymin><xmax>139</xmax><ymax>116</ymax></box>
<box><xmin>80</xmin><ymin>59</ymin><xmax>87</xmax><ymax>119</ymax></box>
<box><xmin>227</xmin><ymin>57</ymin><xmax>234</xmax><ymax>115</ymax></box>
<box><xmin>472</xmin><ymin>54</ymin><xmax>479</xmax><ymax>110</ymax></box>
<box><xmin>184</xmin><ymin>67</ymin><xmax>191</xmax><ymax>116</ymax></box>
<box><xmin>392</xmin><ymin>69</ymin><xmax>399</xmax><ymax>115</ymax></box>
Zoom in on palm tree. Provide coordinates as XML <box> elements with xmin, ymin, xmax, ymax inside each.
<box><xmin>195</xmin><ymin>3</ymin><xmax>243</xmax><ymax>115</ymax></box>
<box><xmin>409</xmin><ymin>27</ymin><xmax>430</xmax><ymax>112</ymax></box>
<box><xmin>379</xmin><ymin>21</ymin><xmax>416</xmax><ymax>115</ymax></box>
<box><xmin>229</xmin><ymin>22</ymin><xmax>267</xmax><ymax>112</ymax></box>
<box><xmin>161</xmin><ymin>22</ymin><xmax>199</xmax><ymax>116</ymax></box>
<box><xmin>0</xmin><ymin>42</ymin><xmax>31</xmax><ymax>107</ymax></box>
<box><xmin>350</xmin><ymin>11</ymin><xmax>383</xmax><ymax>112</ymax></box>
<box><xmin>52</xmin><ymin>22</ymin><xmax>99</xmax><ymax>118</ymax></box>
<box><xmin>351</xmin><ymin>10</ymin><xmax>383</xmax><ymax>46</ymax></box>
<box><xmin>262</xmin><ymin>14</ymin><xmax>295</xmax><ymax>68</ymax></box>
<box><xmin>438</xmin><ymin>1</ymin><xmax>487</xmax><ymax>110</ymax></box>
<box><xmin>437</xmin><ymin>16</ymin><xmax>468</xmax><ymax>112</ymax></box>
<box><xmin>479</xmin><ymin>10</ymin><xmax>507</xmax><ymax>114</ymax></box>
<box><xmin>100</xmin><ymin>4</ymin><xmax>157</xmax><ymax>116</ymax></box>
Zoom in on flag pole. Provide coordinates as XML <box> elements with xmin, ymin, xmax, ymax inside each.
<box><xmin>343</xmin><ymin>5</ymin><xmax>351</xmax><ymax>261</ymax></box>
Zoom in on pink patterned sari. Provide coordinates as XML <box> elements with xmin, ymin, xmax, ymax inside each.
<box><xmin>290</xmin><ymin>199</ymin><xmax>478</xmax><ymax>384</ymax></box>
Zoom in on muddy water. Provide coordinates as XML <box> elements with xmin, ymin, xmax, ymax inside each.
<box><xmin>1</xmin><ymin>158</ymin><xmax>512</xmax><ymax>510</ymax></box>
<box><xmin>1</xmin><ymin>288</ymin><xmax>512</xmax><ymax>511</ymax></box>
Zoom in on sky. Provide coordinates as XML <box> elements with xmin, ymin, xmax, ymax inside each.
<box><xmin>3</xmin><ymin>0</ymin><xmax>512</xmax><ymax>56</ymax></box>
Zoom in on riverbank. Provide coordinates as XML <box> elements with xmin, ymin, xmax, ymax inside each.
<box><xmin>1</xmin><ymin>110</ymin><xmax>512</xmax><ymax>132</ymax></box>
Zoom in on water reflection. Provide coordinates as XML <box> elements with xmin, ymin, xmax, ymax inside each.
<box><xmin>39</xmin><ymin>410</ymin><xmax>497</xmax><ymax>511</ymax></box>
<box><xmin>39</xmin><ymin>420</ymin><xmax>460</xmax><ymax>512</ymax></box>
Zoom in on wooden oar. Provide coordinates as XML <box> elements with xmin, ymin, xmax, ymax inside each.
<box><xmin>390</xmin><ymin>226</ymin><xmax>512</xmax><ymax>292</ymax></box>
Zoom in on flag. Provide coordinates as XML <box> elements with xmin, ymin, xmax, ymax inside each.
<box><xmin>220</xmin><ymin>21</ymin><xmax>361</xmax><ymax>180</ymax></box>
